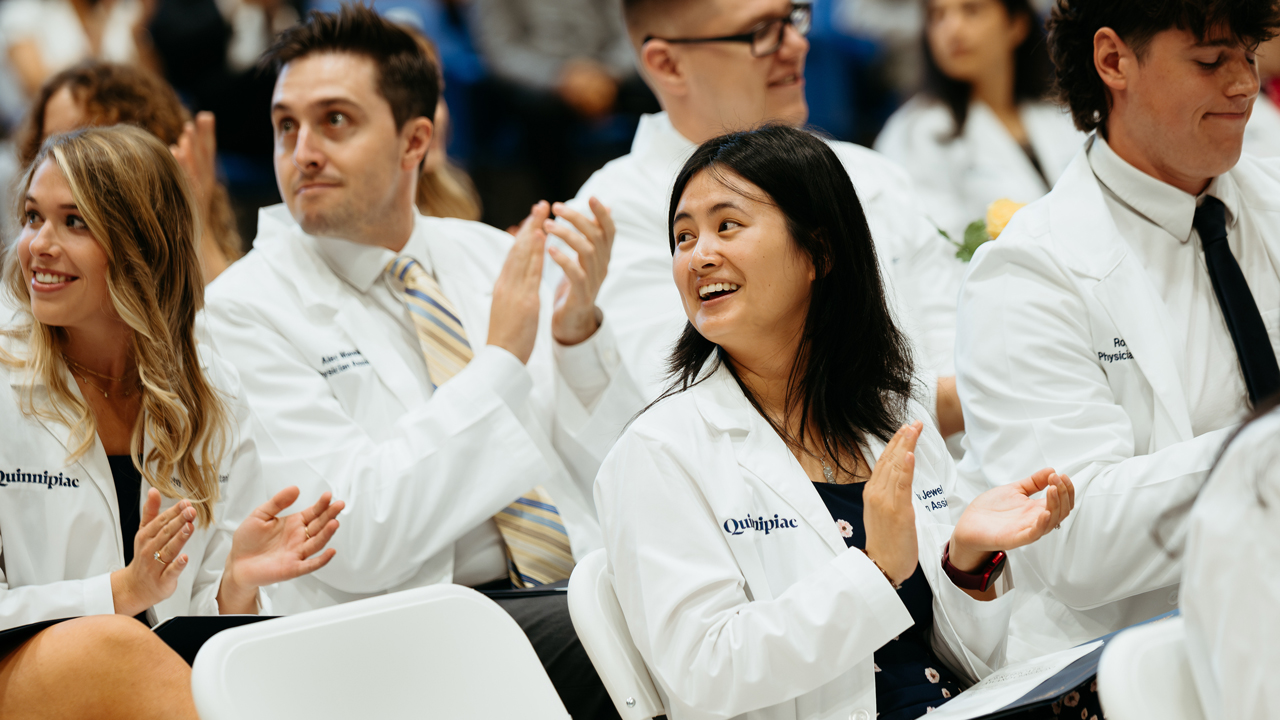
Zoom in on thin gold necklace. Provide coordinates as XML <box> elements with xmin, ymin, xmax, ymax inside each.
<box><xmin>63</xmin><ymin>355</ymin><xmax>138</xmax><ymax>399</ymax></box>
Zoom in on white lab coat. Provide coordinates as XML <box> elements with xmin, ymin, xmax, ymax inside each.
<box><xmin>875</xmin><ymin>97</ymin><xmax>1086</xmax><ymax>243</ymax></box>
<box><xmin>595</xmin><ymin>362</ymin><xmax>1016</xmax><ymax>720</ymax></box>
<box><xmin>1182</xmin><ymin>408</ymin><xmax>1280</xmax><ymax>720</ymax></box>
<box><xmin>1244</xmin><ymin>94</ymin><xmax>1280</xmax><ymax>158</ymax></box>
<box><xmin>954</xmin><ymin>138</ymin><xmax>1280</xmax><ymax>661</ymax></box>
<box><xmin>570</xmin><ymin>112</ymin><xmax>964</xmax><ymax>398</ymax></box>
<box><xmin>0</xmin><ymin>333</ymin><xmax>265</xmax><ymax>630</ymax></box>
<box><xmin>202</xmin><ymin>206</ymin><xmax>645</xmax><ymax>613</ymax></box>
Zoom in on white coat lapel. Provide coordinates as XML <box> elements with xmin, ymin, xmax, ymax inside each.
<box><xmin>331</xmin><ymin>301</ymin><xmax>427</xmax><ymax>407</ymax></box>
<box><xmin>1049</xmin><ymin>147</ymin><xmax>1194</xmax><ymax>440</ymax></box>
<box><xmin>968</xmin><ymin>103</ymin><xmax>1048</xmax><ymax>196</ymax></box>
<box><xmin>19</xmin><ymin>378</ymin><xmax>121</xmax><ymax>535</ymax></box>
<box><xmin>695</xmin><ymin>368</ymin><xmax>848</xmax><ymax>557</ymax></box>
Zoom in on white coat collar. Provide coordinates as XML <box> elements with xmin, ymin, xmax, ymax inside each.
<box><xmin>631</xmin><ymin>112</ymin><xmax>698</xmax><ymax>179</ymax></box>
<box><xmin>1087</xmin><ymin>134</ymin><xmax>1241</xmax><ymax>245</ymax></box>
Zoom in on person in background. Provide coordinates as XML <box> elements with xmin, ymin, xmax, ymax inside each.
<box><xmin>471</xmin><ymin>0</ymin><xmax>659</xmax><ymax>203</ymax></box>
<box><xmin>875</xmin><ymin>0</ymin><xmax>1085</xmax><ymax>242</ymax></box>
<box><xmin>569</xmin><ymin>0</ymin><xmax>966</xmax><ymax>436</ymax></box>
<box><xmin>18</xmin><ymin>61</ymin><xmax>242</xmax><ymax>282</ymax></box>
<box><xmin>597</xmin><ymin>125</ymin><xmax>1081</xmax><ymax>720</ymax></box>
<box><xmin>202</xmin><ymin>8</ymin><xmax>642</xmax><ymax>717</ymax></box>
<box><xmin>0</xmin><ymin>0</ymin><xmax>158</xmax><ymax>102</ymax></box>
<box><xmin>414</xmin><ymin>30</ymin><xmax>482</xmax><ymax>221</ymax></box>
<box><xmin>1244</xmin><ymin>34</ymin><xmax>1280</xmax><ymax>155</ymax></box>
<box><xmin>954</xmin><ymin>0</ymin><xmax>1280</xmax><ymax>662</ymax></box>
<box><xmin>0</xmin><ymin>125</ymin><xmax>341</xmax><ymax>720</ymax></box>
<box><xmin>1182</xmin><ymin>394</ymin><xmax>1280</xmax><ymax>720</ymax></box>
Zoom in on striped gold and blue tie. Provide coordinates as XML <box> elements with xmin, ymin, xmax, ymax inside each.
<box><xmin>387</xmin><ymin>256</ymin><xmax>575</xmax><ymax>587</ymax></box>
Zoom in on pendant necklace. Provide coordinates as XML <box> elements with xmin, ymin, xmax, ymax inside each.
<box><xmin>63</xmin><ymin>355</ymin><xmax>138</xmax><ymax>399</ymax></box>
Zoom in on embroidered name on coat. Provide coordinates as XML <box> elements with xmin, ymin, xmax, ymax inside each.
<box><xmin>0</xmin><ymin>468</ymin><xmax>81</xmax><ymax>488</ymax></box>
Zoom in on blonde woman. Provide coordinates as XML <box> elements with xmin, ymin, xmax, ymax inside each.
<box><xmin>0</xmin><ymin>125</ymin><xmax>343</xmax><ymax>720</ymax></box>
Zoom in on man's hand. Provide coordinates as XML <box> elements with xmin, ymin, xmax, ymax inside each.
<box><xmin>558</xmin><ymin>59</ymin><xmax>618</xmax><ymax>119</ymax></box>
<box><xmin>488</xmin><ymin>202</ymin><xmax>550</xmax><ymax>363</ymax></box>
<box><xmin>546</xmin><ymin>198</ymin><xmax>615</xmax><ymax>346</ymax></box>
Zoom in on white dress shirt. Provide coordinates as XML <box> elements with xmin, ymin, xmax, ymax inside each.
<box><xmin>203</xmin><ymin>206</ymin><xmax>645</xmax><ymax>611</ymax></box>
<box><xmin>1183</xmin><ymin>408</ymin><xmax>1280</xmax><ymax>720</ymax></box>
<box><xmin>1089</xmin><ymin>135</ymin><xmax>1278</xmax><ymax>435</ymax></box>
<box><xmin>568</xmin><ymin>112</ymin><xmax>965</xmax><ymax>402</ymax></box>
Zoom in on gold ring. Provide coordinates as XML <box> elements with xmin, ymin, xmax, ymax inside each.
<box><xmin>153</xmin><ymin>550</ymin><xmax>169</xmax><ymax>565</ymax></box>
<box><xmin>303</xmin><ymin>526</ymin><xmax>311</xmax><ymax>540</ymax></box>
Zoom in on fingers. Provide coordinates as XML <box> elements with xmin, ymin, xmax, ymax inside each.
<box><xmin>151</xmin><ymin>504</ymin><xmax>196</xmax><ymax>553</ymax></box>
<box><xmin>140</xmin><ymin>488</ymin><xmax>162</xmax><ymax>529</ymax></box>
<box><xmin>255</xmin><ymin>485</ymin><xmax>302</xmax><ymax>522</ymax></box>
<box><xmin>156</xmin><ymin>518</ymin><xmax>194</xmax><ymax>568</ymax></box>
<box><xmin>302</xmin><ymin>495</ymin><xmax>343</xmax><ymax>540</ymax></box>
<box><xmin>302</xmin><ymin>518</ymin><xmax>341</xmax><ymax>558</ymax></box>
<box><xmin>137</xmin><ymin>497</ymin><xmax>190</xmax><ymax>545</ymax></box>
<box><xmin>589</xmin><ymin>196</ymin><xmax>615</xmax><ymax>246</ymax></box>
<box><xmin>1012</xmin><ymin>467</ymin><xmax>1057</xmax><ymax>497</ymax></box>
<box><xmin>194</xmin><ymin>111</ymin><xmax>217</xmax><ymax>156</ymax></box>
<box><xmin>547</xmin><ymin>202</ymin><xmax>602</xmax><ymax>253</ymax></box>
<box><xmin>292</xmin><ymin>548</ymin><xmax>338</xmax><ymax>577</ymax></box>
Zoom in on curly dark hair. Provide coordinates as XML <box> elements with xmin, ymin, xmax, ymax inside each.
<box><xmin>1047</xmin><ymin>0</ymin><xmax>1280</xmax><ymax>134</ymax></box>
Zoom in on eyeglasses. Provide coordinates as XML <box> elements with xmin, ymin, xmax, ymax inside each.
<box><xmin>643</xmin><ymin>4</ymin><xmax>812</xmax><ymax>58</ymax></box>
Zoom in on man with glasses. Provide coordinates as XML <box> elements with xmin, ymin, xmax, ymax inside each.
<box><xmin>566</xmin><ymin>0</ymin><xmax>967</xmax><ymax>438</ymax></box>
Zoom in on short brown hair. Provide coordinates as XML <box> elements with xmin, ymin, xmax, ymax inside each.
<box><xmin>1047</xmin><ymin>0</ymin><xmax>1280</xmax><ymax>134</ymax></box>
<box><xmin>261</xmin><ymin>3</ymin><xmax>440</xmax><ymax>131</ymax></box>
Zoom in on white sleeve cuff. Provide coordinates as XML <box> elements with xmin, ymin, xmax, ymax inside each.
<box><xmin>87</xmin><ymin>572</ymin><xmax>117</xmax><ymax>616</ymax></box>
<box><xmin>474</xmin><ymin>344</ymin><xmax>535</xmax><ymax>410</ymax></box>
<box><xmin>553</xmin><ymin>312</ymin><xmax>621</xmax><ymax>409</ymax></box>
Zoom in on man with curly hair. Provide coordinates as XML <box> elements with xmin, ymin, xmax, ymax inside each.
<box><xmin>954</xmin><ymin>0</ymin><xmax>1280</xmax><ymax>661</ymax></box>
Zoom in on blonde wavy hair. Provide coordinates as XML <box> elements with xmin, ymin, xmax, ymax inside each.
<box><xmin>1</xmin><ymin>125</ymin><xmax>228</xmax><ymax>525</ymax></box>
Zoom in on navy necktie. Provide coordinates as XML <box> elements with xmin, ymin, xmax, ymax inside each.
<box><xmin>1192</xmin><ymin>196</ymin><xmax>1280</xmax><ymax>405</ymax></box>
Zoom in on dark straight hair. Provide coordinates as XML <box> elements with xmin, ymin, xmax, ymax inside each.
<box><xmin>922</xmin><ymin>0</ymin><xmax>1055</xmax><ymax>137</ymax></box>
<box><xmin>655</xmin><ymin>125</ymin><xmax>916</xmax><ymax>471</ymax></box>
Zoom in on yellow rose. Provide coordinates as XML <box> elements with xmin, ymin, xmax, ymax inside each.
<box><xmin>985</xmin><ymin>198</ymin><xmax>1027</xmax><ymax>240</ymax></box>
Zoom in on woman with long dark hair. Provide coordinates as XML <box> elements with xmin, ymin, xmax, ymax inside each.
<box><xmin>875</xmin><ymin>0</ymin><xmax>1083</xmax><ymax>241</ymax></box>
<box><xmin>594</xmin><ymin>125</ymin><xmax>1085</xmax><ymax>720</ymax></box>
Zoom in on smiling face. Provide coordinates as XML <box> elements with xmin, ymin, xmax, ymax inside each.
<box><xmin>671</xmin><ymin>168</ymin><xmax>815</xmax><ymax>368</ymax></box>
<box><xmin>17</xmin><ymin>159</ymin><xmax>116</xmax><ymax>333</ymax></box>
<box><xmin>666</xmin><ymin>0</ymin><xmax>809</xmax><ymax>137</ymax></box>
<box><xmin>271</xmin><ymin>51</ymin><xmax>429</xmax><ymax>245</ymax></box>
<box><xmin>1114</xmin><ymin>28</ymin><xmax>1260</xmax><ymax>188</ymax></box>
<box><xmin>926</xmin><ymin>0</ymin><xmax>1027</xmax><ymax>85</ymax></box>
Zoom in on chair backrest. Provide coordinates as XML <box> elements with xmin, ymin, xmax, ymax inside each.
<box><xmin>1097</xmin><ymin>616</ymin><xmax>1206</xmax><ymax>720</ymax></box>
<box><xmin>567</xmin><ymin>549</ymin><xmax>666</xmax><ymax>720</ymax></box>
<box><xmin>191</xmin><ymin>584</ymin><xmax>570</xmax><ymax>720</ymax></box>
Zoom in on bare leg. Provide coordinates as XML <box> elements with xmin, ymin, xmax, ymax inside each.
<box><xmin>0</xmin><ymin>615</ymin><xmax>198</xmax><ymax>720</ymax></box>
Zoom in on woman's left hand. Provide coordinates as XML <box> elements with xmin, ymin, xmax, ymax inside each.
<box><xmin>216</xmin><ymin>487</ymin><xmax>344</xmax><ymax>614</ymax></box>
<box><xmin>949</xmin><ymin>469</ymin><xmax>1075</xmax><ymax>573</ymax></box>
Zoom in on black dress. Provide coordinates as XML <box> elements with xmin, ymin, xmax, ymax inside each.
<box><xmin>810</xmin><ymin>481</ymin><xmax>1104</xmax><ymax>720</ymax></box>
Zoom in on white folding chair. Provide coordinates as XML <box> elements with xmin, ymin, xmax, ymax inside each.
<box><xmin>1096</xmin><ymin>616</ymin><xmax>1206</xmax><ymax>720</ymax></box>
<box><xmin>567</xmin><ymin>549</ymin><xmax>666</xmax><ymax>720</ymax></box>
<box><xmin>190</xmin><ymin>584</ymin><xmax>569</xmax><ymax>720</ymax></box>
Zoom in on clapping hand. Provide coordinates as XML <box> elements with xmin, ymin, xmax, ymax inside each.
<box><xmin>863</xmin><ymin>421</ymin><xmax>924</xmax><ymax>587</ymax></box>
<box><xmin>217</xmin><ymin>487</ymin><xmax>344</xmax><ymax>614</ymax></box>
<box><xmin>110</xmin><ymin>489</ymin><xmax>198</xmax><ymax>617</ymax></box>
<box><xmin>488</xmin><ymin>202</ymin><xmax>550</xmax><ymax>364</ymax></box>
<box><xmin>170</xmin><ymin>111</ymin><xmax>218</xmax><ymax>215</ymax></box>
<box><xmin>546</xmin><ymin>198</ymin><xmax>615</xmax><ymax>346</ymax></box>
<box><xmin>949</xmin><ymin>469</ymin><xmax>1075</xmax><ymax>574</ymax></box>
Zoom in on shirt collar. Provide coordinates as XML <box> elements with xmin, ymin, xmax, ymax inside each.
<box><xmin>309</xmin><ymin>213</ymin><xmax>435</xmax><ymax>293</ymax></box>
<box><xmin>1088</xmin><ymin>134</ymin><xmax>1239</xmax><ymax>243</ymax></box>
<box><xmin>632</xmin><ymin>112</ymin><xmax>697</xmax><ymax>174</ymax></box>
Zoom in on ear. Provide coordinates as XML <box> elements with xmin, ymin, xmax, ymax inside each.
<box><xmin>401</xmin><ymin>116</ymin><xmax>433</xmax><ymax>172</ymax></box>
<box><xmin>640</xmin><ymin>40</ymin><xmax>688</xmax><ymax>99</ymax></box>
<box><xmin>1009</xmin><ymin>11</ymin><xmax>1030</xmax><ymax>49</ymax></box>
<box><xmin>1094</xmin><ymin>27</ymin><xmax>1132</xmax><ymax>94</ymax></box>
